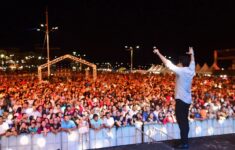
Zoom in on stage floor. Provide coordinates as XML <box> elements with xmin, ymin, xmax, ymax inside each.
<box><xmin>95</xmin><ymin>134</ymin><xmax>235</xmax><ymax>150</ymax></box>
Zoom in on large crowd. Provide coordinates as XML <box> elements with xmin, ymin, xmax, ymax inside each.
<box><xmin>0</xmin><ymin>72</ymin><xmax>234</xmax><ymax>137</ymax></box>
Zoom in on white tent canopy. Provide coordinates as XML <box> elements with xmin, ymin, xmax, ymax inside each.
<box><xmin>198</xmin><ymin>63</ymin><xmax>212</xmax><ymax>74</ymax></box>
<box><xmin>196</xmin><ymin>63</ymin><xmax>201</xmax><ymax>72</ymax></box>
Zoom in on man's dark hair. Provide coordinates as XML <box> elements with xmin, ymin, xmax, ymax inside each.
<box><xmin>179</xmin><ymin>55</ymin><xmax>191</xmax><ymax>67</ymax></box>
<box><xmin>93</xmin><ymin>114</ymin><xmax>98</xmax><ymax>119</ymax></box>
<box><xmin>64</xmin><ymin>114</ymin><xmax>70</xmax><ymax>117</ymax></box>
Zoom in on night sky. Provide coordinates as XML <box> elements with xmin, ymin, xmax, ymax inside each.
<box><xmin>0</xmin><ymin>0</ymin><xmax>235</xmax><ymax>67</ymax></box>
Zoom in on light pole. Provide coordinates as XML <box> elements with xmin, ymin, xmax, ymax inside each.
<box><xmin>125</xmin><ymin>45</ymin><xmax>139</xmax><ymax>72</ymax></box>
<box><xmin>36</xmin><ymin>7</ymin><xmax>58</xmax><ymax>79</ymax></box>
<box><xmin>45</xmin><ymin>8</ymin><xmax>50</xmax><ymax>78</ymax></box>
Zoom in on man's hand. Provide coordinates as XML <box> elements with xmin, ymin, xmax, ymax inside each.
<box><xmin>67</xmin><ymin>129</ymin><xmax>72</xmax><ymax>134</ymax></box>
<box><xmin>187</xmin><ymin>46</ymin><xmax>195</xmax><ymax>62</ymax></box>
<box><xmin>186</xmin><ymin>47</ymin><xmax>194</xmax><ymax>55</ymax></box>
<box><xmin>153</xmin><ymin>48</ymin><xmax>160</xmax><ymax>55</ymax></box>
<box><xmin>153</xmin><ymin>47</ymin><xmax>169</xmax><ymax>66</ymax></box>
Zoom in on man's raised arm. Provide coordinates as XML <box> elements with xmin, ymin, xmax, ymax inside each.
<box><xmin>186</xmin><ymin>47</ymin><xmax>195</xmax><ymax>71</ymax></box>
<box><xmin>153</xmin><ymin>48</ymin><xmax>169</xmax><ymax>66</ymax></box>
<box><xmin>187</xmin><ymin>47</ymin><xmax>195</xmax><ymax>63</ymax></box>
<box><xmin>153</xmin><ymin>48</ymin><xmax>180</xmax><ymax>74</ymax></box>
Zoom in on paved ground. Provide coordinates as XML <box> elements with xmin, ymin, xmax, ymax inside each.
<box><xmin>93</xmin><ymin>134</ymin><xmax>235</xmax><ymax>150</ymax></box>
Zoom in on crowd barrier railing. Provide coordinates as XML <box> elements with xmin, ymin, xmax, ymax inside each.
<box><xmin>1</xmin><ymin>119</ymin><xmax>235</xmax><ymax>150</ymax></box>
<box><xmin>1</xmin><ymin>125</ymin><xmax>140</xmax><ymax>150</ymax></box>
<box><xmin>143</xmin><ymin>118</ymin><xmax>235</xmax><ymax>143</ymax></box>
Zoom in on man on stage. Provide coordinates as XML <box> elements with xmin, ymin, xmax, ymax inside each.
<box><xmin>153</xmin><ymin>47</ymin><xmax>195</xmax><ymax>149</ymax></box>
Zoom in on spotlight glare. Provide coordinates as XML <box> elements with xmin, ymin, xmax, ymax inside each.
<box><xmin>195</xmin><ymin>126</ymin><xmax>201</xmax><ymax>135</ymax></box>
<box><xmin>20</xmin><ymin>135</ymin><xmax>29</xmax><ymax>145</ymax></box>
<box><xmin>68</xmin><ymin>131</ymin><xmax>78</xmax><ymax>141</ymax></box>
<box><xmin>208</xmin><ymin>127</ymin><xmax>214</xmax><ymax>135</ymax></box>
<box><xmin>37</xmin><ymin>137</ymin><xmax>46</xmax><ymax>148</ymax></box>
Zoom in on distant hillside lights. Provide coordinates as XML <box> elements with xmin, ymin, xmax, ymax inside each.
<box><xmin>0</xmin><ymin>53</ymin><xmax>46</xmax><ymax>71</ymax></box>
<box><xmin>0</xmin><ymin>52</ymin><xmax>151</xmax><ymax>71</ymax></box>
<box><xmin>71</xmin><ymin>51</ymin><xmax>86</xmax><ymax>58</ymax></box>
<box><xmin>96</xmin><ymin>62</ymin><xmax>150</xmax><ymax>71</ymax></box>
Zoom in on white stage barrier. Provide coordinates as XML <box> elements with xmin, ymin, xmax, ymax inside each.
<box><xmin>1</xmin><ymin>119</ymin><xmax>235</xmax><ymax>150</ymax></box>
<box><xmin>89</xmin><ymin>128</ymin><xmax>116</xmax><ymax>149</ymax></box>
<box><xmin>0</xmin><ymin>126</ymin><xmax>139</xmax><ymax>150</ymax></box>
<box><xmin>1</xmin><ymin>131</ymin><xmax>88</xmax><ymax>150</ymax></box>
<box><xmin>144</xmin><ymin>119</ymin><xmax>235</xmax><ymax>143</ymax></box>
<box><xmin>116</xmin><ymin>125</ymin><xmax>142</xmax><ymax>146</ymax></box>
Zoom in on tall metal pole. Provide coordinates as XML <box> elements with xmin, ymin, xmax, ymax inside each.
<box><xmin>46</xmin><ymin>7</ymin><xmax>50</xmax><ymax>78</ymax></box>
<box><xmin>130</xmin><ymin>47</ymin><xmax>133</xmax><ymax>72</ymax></box>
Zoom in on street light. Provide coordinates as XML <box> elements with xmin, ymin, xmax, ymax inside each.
<box><xmin>36</xmin><ymin>8</ymin><xmax>58</xmax><ymax>79</ymax></box>
<box><xmin>51</xmin><ymin>26</ymin><xmax>58</xmax><ymax>30</ymax></box>
<box><xmin>125</xmin><ymin>45</ymin><xmax>139</xmax><ymax>72</ymax></box>
<box><xmin>45</xmin><ymin>8</ymin><xmax>51</xmax><ymax>79</ymax></box>
<box><xmin>36</xmin><ymin>26</ymin><xmax>58</xmax><ymax>32</ymax></box>
<box><xmin>0</xmin><ymin>54</ymin><xmax>4</xmax><ymax>68</ymax></box>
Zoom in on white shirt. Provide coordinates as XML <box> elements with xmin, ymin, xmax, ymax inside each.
<box><xmin>103</xmin><ymin>117</ymin><xmax>114</xmax><ymax>127</ymax></box>
<box><xmin>29</xmin><ymin>110</ymin><xmax>42</xmax><ymax>119</ymax></box>
<box><xmin>25</xmin><ymin>108</ymin><xmax>33</xmax><ymax>115</ymax></box>
<box><xmin>166</xmin><ymin>60</ymin><xmax>195</xmax><ymax>104</ymax></box>
<box><xmin>0</xmin><ymin>122</ymin><xmax>9</xmax><ymax>135</ymax></box>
